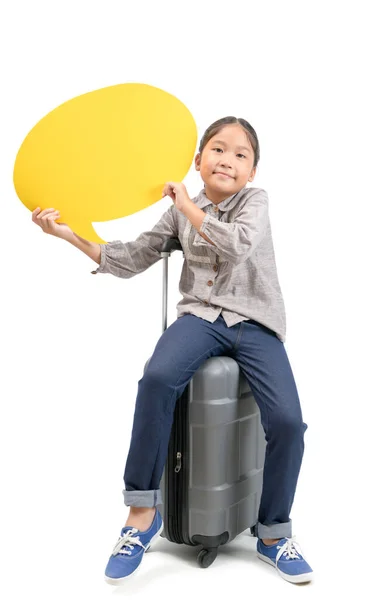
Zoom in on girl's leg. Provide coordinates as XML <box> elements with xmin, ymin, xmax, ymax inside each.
<box><xmin>122</xmin><ymin>314</ymin><xmax>232</xmax><ymax>511</ymax></box>
<box><xmin>233</xmin><ymin>320</ymin><xmax>308</xmax><ymax>541</ymax></box>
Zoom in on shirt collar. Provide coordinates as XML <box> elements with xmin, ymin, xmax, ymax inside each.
<box><xmin>194</xmin><ymin>187</ymin><xmax>248</xmax><ymax>212</ymax></box>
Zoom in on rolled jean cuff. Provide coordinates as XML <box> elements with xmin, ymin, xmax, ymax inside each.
<box><xmin>122</xmin><ymin>488</ymin><xmax>162</xmax><ymax>508</ymax></box>
<box><xmin>256</xmin><ymin>519</ymin><xmax>292</xmax><ymax>540</ymax></box>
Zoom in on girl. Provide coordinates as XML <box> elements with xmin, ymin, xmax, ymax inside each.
<box><xmin>32</xmin><ymin>116</ymin><xmax>313</xmax><ymax>585</ymax></box>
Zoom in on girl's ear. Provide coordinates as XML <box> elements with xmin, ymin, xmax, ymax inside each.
<box><xmin>248</xmin><ymin>166</ymin><xmax>257</xmax><ymax>182</ymax></box>
<box><xmin>194</xmin><ymin>153</ymin><xmax>201</xmax><ymax>171</ymax></box>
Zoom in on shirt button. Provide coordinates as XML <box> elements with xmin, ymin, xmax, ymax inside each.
<box><xmin>213</xmin><ymin>264</ymin><xmax>218</xmax><ymax>272</ymax></box>
<box><xmin>207</xmin><ymin>280</ymin><xmax>213</xmax><ymax>286</ymax></box>
<box><xmin>213</xmin><ymin>206</ymin><xmax>219</xmax><ymax>212</ymax></box>
<box><xmin>204</xmin><ymin>300</ymin><xmax>209</xmax><ymax>305</ymax></box>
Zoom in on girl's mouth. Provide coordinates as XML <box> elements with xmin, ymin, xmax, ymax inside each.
<box><xmin>214</xmin><ymin>172</ymin><xmax>234</xmax><ymax>179</ymax></box>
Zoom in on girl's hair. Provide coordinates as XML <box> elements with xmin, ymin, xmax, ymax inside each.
<box><xmin>198</xmin><ymin>116</ymin><xmax>260</xmax><ymax>167</ymax></box>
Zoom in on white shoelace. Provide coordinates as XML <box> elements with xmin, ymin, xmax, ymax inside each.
<box><xmin>275</xmin><ymin>537</ymin><xmax>304</xmax><ymax>563</ymax></box>
<box><xmin>112</xmin><ymin>528</ymin><xmax>147</xmax><ymax>556</ymax></box>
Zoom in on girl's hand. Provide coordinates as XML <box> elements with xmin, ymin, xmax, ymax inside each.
<box><xmin>162</xmin><ymin>182</ymin><xmax>192</xmax><ymax>212</ymax></box>
<box><xmin>32</xmin><ymin>208</ymin><xmax>74</xmax><ymax>241</ymax></box>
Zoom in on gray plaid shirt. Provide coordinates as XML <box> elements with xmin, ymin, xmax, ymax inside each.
<box><xmin>92</xmin><ymin>186</ymin><xmax>287</xmax><ymax>342</ymax></box>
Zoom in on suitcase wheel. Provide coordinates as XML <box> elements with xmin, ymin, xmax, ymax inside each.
<box><xmin>197</xmin><ymin>548</ymin><xmax>218</xmax><ymax>568</ymax></box>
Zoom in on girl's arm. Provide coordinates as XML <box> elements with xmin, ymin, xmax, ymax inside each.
<box><xmin>32</xmin><ymin>204</ymin><xmax>178</xmax><ymax>277</ymax></box>
<box><xmin>162</xmin><ymin>182</ymin><xmax>216</xmax><ymax>245</ymax></box>
<box><xmin>92</xmin><ymin>204</ymin><xmax>178</xmax><ymax>278</ymax></box>
<box><xmin>162</xmin><ymin>184</ymin><xmax>269</xmax><ymax>265</ymax></box>
<box><xmin>68</xmin><ymin>232</ymin><xmax>101</xmax><ymax>264</ymax></box>
<box><xmin>191</xmin><ymin>188</ymin><xmax>269</xmax><ymax>265</ymax></box>
<box><xmin>32</xmin><ymin>207</ymin><xmax>101</xmax><ymax>263</ymax></box>
<box><xmin>179</xmin><ymin>201</ymin><xmax>216</xmax><ymax>246</ymax></box>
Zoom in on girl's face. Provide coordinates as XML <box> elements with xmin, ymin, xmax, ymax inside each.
<box><xmin>195</xmin><ymin>124</ymin><xmax>257</xmax><ymax>202</ymax></box>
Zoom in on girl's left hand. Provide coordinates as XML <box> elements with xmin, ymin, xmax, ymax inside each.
<box><xmin>162</xmin><ymin>182</ymin><xmax>191</xmax><ymax>212</ymax></box>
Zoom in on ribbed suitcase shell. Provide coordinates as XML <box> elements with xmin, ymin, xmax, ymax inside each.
<box><xmin>160</xmin><ymin>357</ymin><xmax>266</xmax><ymax>547</ymax></box>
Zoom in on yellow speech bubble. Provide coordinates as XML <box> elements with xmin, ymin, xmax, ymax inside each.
<box><xmin>13</xmin><ymin>83</ymin><xmax>197</xmax><ymax>243</ymax></box>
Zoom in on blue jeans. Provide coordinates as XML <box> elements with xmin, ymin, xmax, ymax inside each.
<box><xmin>123</xmin><ymin>314</ymin><xmax>307</xmax><ymax>540</ymax></box>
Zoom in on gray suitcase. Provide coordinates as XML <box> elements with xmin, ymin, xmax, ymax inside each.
<box><xmin>155</xmin><ymin>238</ymin><xmax>266</xmax><ymax>567</ymax></box>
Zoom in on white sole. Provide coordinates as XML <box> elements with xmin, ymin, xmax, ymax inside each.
<box><xmin>105</xmin><ymin>521</ymin><xmax>164</xmax><ymax>585</ymax></box>
<box><xmin>257</xmin><ymin>552</ymin><xmax>313</xmax><ymax>584</ymax></box>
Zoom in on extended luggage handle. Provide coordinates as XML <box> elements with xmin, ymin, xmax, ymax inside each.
<box><xmin>160</xmin><ymin>238</ymin><xmax>183</xmax><ymax>333</ymax></box>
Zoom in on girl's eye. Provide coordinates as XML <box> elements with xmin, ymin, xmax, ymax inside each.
<box><xmin>213</xmin><ymin>147</ymin><xmax>223</xmax><ymax>152</ymax></box>
<box><xmin>237</xmin><ymin>153</ymin><xmax>246</xmax><ymax>159</ymax></box>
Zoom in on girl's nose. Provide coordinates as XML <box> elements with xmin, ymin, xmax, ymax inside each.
<box><xmin>219</xmin><ymin>155</ymin><xmax>232</xmax><ymax>167</ymax></box>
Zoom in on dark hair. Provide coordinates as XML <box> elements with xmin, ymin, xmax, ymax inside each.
<box><xmin>198</xmin><ymin>116</ymin><xmax>260</xmax><ymax>167</ymax></box>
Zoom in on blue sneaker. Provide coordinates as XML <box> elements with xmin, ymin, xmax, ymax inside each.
<box><xmin>257</xmin><ymin>536</ymin><xmax>313</xmax><ymax>584</ymax></box>
<box><xmin>105</xmin><ymin>508</ymin><xmax>164</xmax><ymax>584</ymax></box>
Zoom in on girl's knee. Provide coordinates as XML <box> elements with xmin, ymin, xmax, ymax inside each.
<box><xmin>139</xmin><ymin>367</ymin><xmax>171</xmax><ymax>391</ymax></box>
<box><xmin>269</xmin><ymin>412</ymin><xmax>307</xmax><ymax>439</ymax></box>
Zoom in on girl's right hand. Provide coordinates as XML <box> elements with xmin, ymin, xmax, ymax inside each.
<box><xmin>32</xmin><ymin>208</ymin><xmax>74</xmax><ymax>241</ymax></box>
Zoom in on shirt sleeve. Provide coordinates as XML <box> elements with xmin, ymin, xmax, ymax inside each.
<box><xmin>192</xmin><ymin>188</ymin><xmax>269</xmax><ymax>265</ymax></box>
<box><xmin>91</xmin><ymin>205</ymin><xmax>178</xmax><ymax>278</ymax></box>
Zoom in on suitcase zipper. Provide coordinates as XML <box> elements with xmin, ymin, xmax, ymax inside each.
<box><xmin>167</xmin><ymin>387</ymin><xmax>189</xmax><ymax>544</ymax></box>
<box><xmin>174</xmin><ymin>394</ymin><xmax>183</xmax><ymax>542</ymax></box>
<box><xmin>175</xmin><ymin>452</ymin><xmax>182</xmax><ymax>473</ymax></box>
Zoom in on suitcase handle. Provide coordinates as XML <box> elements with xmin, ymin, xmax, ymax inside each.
<box><xmin>160</xmin><ymin>238</ymin><xmax>183</xmax><ymax>333</ymax></box>
<box><xmin>161</xmin><ymin>238</ymin><xmax>183</xmax><ymax>254</ymax></box>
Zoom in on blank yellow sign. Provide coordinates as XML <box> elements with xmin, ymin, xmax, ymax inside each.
<box><xmin>13</xmin><ymin>83</ymin><xmax>197</xmax><ymax>243</ymax></box>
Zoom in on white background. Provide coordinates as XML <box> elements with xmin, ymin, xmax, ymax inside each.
<box><xmin>1</xmin><ymin>1</ymin><xmax>389</xmax><ymax>598</ymax></box>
